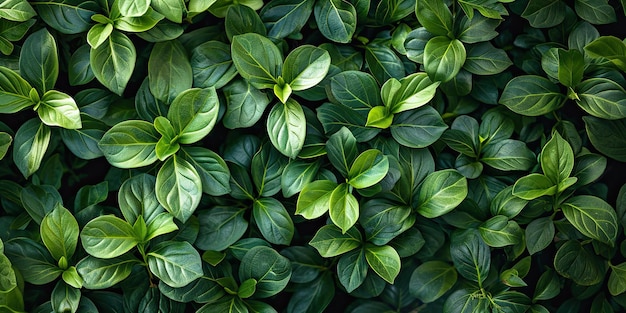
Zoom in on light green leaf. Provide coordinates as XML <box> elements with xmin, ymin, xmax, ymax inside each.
<box><xmin>561</xmin><ymin>195</ymin><xmax>618</xmax><ymax>246</ymax></box>
<box><xmin>19</xmin><ymin>28</ymin><xmax>58</xmax><ymax>93</ymax></box>
<box><xmin>179</xmin><ymin>147</ymin><xmax>231</xmax><ymax>196</ymax></box>
<box><xmin>382</xmin><ymin>73</ymin><xmax>440</xmax><ymax>114</ymax></box>
<box><xmin>167</xmin><ymin>87</ymin><xmax>219</xmax><ymax>144</ymax></box>
<box><xmin>576</xmin><ymin>78</ymin><xmax>626</xmax><ymax>120</ymax></box>
<box><xmin>13</xmin><ymin>118</ymin><xmax>51</xmax><ymax>178</ymax></box>
<box><xmin>309</xmin><ymin>224</ymin><xmax>361</xmax><ymax>257</ymax></box>
<box><xmin>584</xmin><ymin>36</ymin><xmax>626</xmax><ymax>71</ymax></box>
<box><xmin>80</xmin><ymin>215</ymin><xmax>138</xmax><ymax>259</ymax></box>
<box><xmin>156</xmin><ymin>155</ymin><xmax>203</xmax><ymax>223</ymax></box>
<box><xmin>148</xmin><ymin>39</ymin><xmax>193</xmax><ymax>104</ymax></box>
<box><xmin>282</xmin><ymin>45</ymin><xmax>331</xmax><ymax>91</ymax></box>
<box><xmin>76</xmin><ymin>255</ymin><xmax>138</xmax><ymax>289</ymax></box>
<box><xmin>609</xmin><ymin>262</ymin><xmax>626</xmax><ymax>296</ymax></box>
<box><xmin>424</xmin><ymin>36</ymin><xmax>466</xmax><ymax>83</ymax></box>
<box><xmin>37</xmin><ymin>90</ymin><xmax>82</xmax><ymax>129</ymax></box>
<box><xmin>512</xmin><ymin>173</ymin><xmax>557</xmax><ymax>200</ymax></box>
<box><xmin>541</xmin><ymin>132</ymin><xmax>574</xmax><ymax>185</ymax></box>
<box><xmin>90</xmin><ymin>30</ymin><xmax>136</xmax><ymax>96</ymax></box>
<box><xmin>409</xmin><ymin>261</ymin><xmax>457</xmax><ymax>303</ymax></box>
<box><xmin>116</xmin><ymin>0</ymin><xmax>150</xmax><ymax>17</ymax></box>
<box><xmin>499</xmin><ymin>75</ymin><xmax>565</xmax><ymax>116</ymax></box>
<box><xmin>416</xmin><ymin>169</ymin><xmax>468</xmax><ymax>218</ymax></box>
<box><xmin>415</xmin><ymin>0</ymin><xmax>453</xmax><ymax>36</ymax></box>
<box><xmin>145</xmin><ymin>212</ymin><xmax>179</xmax><ymax>241</ymax></box>
<box><xmin>0</xmin><ymin>0</ymin><xmax>36</xmax><ymax>21</ymax></box>
<box><xmin>329</xmin><ymin>183</ymin><xmax>359</xmax><ymax>233</ymax></box>
<box><xmin>365</xmin><ymin>105</ymin><xmax>393</xmax><ymax>129</ymax></box>
<box><xmin>147</xmin><ymin>241</ymin><xmax>203</xmax><ymax>288</ymax></box>
<box><xmin>114</xmin><ymin>7</ymin><xmax>165</xmax><ymax>32</ymax></box>
<box><xmin>87</xmin><ymin>23</ymin><xmax>114</xmax><ymax>50</ymax></box>
<box><xmin>98</xmin><ymin>120</ymin><xmax>159</xmax><ymax>168</ymax></box>
<box><xmin>314</xmin><ymin>0</ymin><xmax>356</xmax><ymax>43</ymax></box>
<box><xmin>481</xmin><ymin>139</ymin><xmax>535</xmax><ymax>171</ymax></box>
<box><xmin>348</xmin><ymin>149</ymin><xmax>389</xmax><ymax>189</ymax></box>
<box><xmin>0</xmin><ymin>66</ymin><xmax>34</xmax><ymax>113</ymax></box>
<box><xmin>41</xmin><ymin>205</ymin><xmax>79</xmax><ymax>261</ymax></box>
<box><xmin>0</xmin><ymin>132</ymin><xmax>11</xmax><ymax>160</ymax></box>
<box><xmin>266</xmin><ymin>99</ymin><xmax>306</xmax><ymax>158</ymax></box>
<box><xmin>151</xmin><ymin>0</ymin><xmax>185</xmax><ymax>23</ymax></box>
<box><xmin>231</xmin><ymin>33</ymin><xmax>282</xmax><ymax>89</ymax></box>
<box><xmin>296</xmin><ymin>180</ymin><xmax>337</xmax><ymax>219</ymax></box>
<box><xmin>253</xmin><ymin>197</ymin><xmax>294</xmax><ymax>245</ymax></box>
<box><xmin>478</xmin><ymin>215</ymin><xmax>523</xmax><ymax>247</ymax></box>
<box><xmin>365</xmin><ymin>244</ymin><xmax>400</xmax><ymax>284</ymax></box>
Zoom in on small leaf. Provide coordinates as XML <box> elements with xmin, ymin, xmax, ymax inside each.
<box><xmin>326</xmin><ymin>127</ymin><xmax>359</xmax><ymax>177</ymax></box>
<box><xmin>575</xmin><ymin>0</ymin><xmax>616</xmax><ymax>25</ymax></box>
<box><xmin>365</xmin><ymin>244</ymin><xmax>400</xmax><ymax>284</ymax></box>
<box><xmin>37</xmin><ymin>90</ymin><xmax>82</xmax><ymax>129</ymax></box>
<box><xmin>195</xmin><ymin>206</ymin><xmax>248</xmax><ymax>251</ymax></box>
<box><xmin>525</xmin><ymin>217</ymin><xmax>555</xmax><ymax>255</ymax></box>
<box><xmin>500</xmin><ymin>75</ymin><xmax>565</xmax><ymax>116</ymax></box>
<box><xmin>179</xmin><ymin>147</ymin><xmax>231</xmax><ymax>196</ymax></box>
<box><xmin>541</xmin><ymin>132</ymin><xmax>574</xmax><ymax>185</ymax></box>
<box><xmin>416</xmin><ymin>169</ymin><xmax>468</xmax><ymax>218</ymax></box>
<box><xmin>76</xmin><ymin>255</ymin><xmax>137</xmax><ymax>289</ymax></box>
<box><xmin>267</xmin><ymin>99</ymin><xmax>306</xmax><ymax>158</ymax></box>
<box><xmin>309</xmin><ymin>224</ymin><xmax>361</xmax><ymax>257</ymax></box>
<box><xmin>156</xmin><ymin>155</ymin><xmax>203</xmax><ymax>223</ymax></box>
<box><xmin>0</xmin><ymin>132</ymin><xmax>12</xmax><ymax>160</ymax></box>
<box><xmin>584</xmin><ymin>116</ymin><xmax>626</xmax><ymax>162</ymax></box>
<box><xmin>329</xmin><ymin>183</ymin><xmax>359</xmax><ymax>233</ymax></box>
<box><xmin>0</xmin><ymin>66</ymin><xmax>34</xmax><ymax>114</ymax></box>
<box><xmin>282</xmin><ymin>45</ymin><xmax>331</xmax><ymax>91</ymax></box>
<box><xmin>238</xmin><ymin>278</ymin><xmax>257</xmax><ymax>299</ymax></box>
<box><xmin>415</xmin><ymin>0</ymin><xmax>453</xmax><ymax>36</ymax></box>
<box><xmin>90</xmin><ymin>30</ymin><xmax>136</xmax><ymax>96</ymax></box>
<box><xmin>296</xmin><ymin>180</ymin><xmax>337</xmax><ymax>219</ymax></box>
<box><xmin>13</xmin><ymin>119</ymin><xmax>51</xmax><ymax>179</ymax></box>
<box><xmin>167</xmin><ymin>87</ymin><xmax>219</xmax><ymax>144</ymax></box>
<box><xmin>80</xmin><ymin>215</ymin><xmax>138</xmax><ymax>259</ymax></box>
<box><xmin>98</xmin><ymin>120</ymin><xmax>159</xmax><ymax>168</ymax></box>
<box><xmin>41</xmin><ymin>204</ymin><xmax>79</xmax><ymax>261</ymax></box>
<box><xmin>4</xmin><ymin>237</ymin><xmax>61</xmax><ymax>285</ymax></box>
<box><xmin>521</xmin><ymin>0</ymin><xmax>566</xmax><ymax>28</ymax></box>
<box><xmin>424</xmin><ymin>37</ymin><xmax>466</xmax><ymax>83</ymax></box>
<box><xmin>409</xmin><ymin>261</ymin><xmax>457</xmax><ymax>303</ymax></box>
<box><xmin>557</xmin><ymin>49</ymin><xmax>584</xmax><ymax>87</ymax></box>
<box><xmin>533</xmin><ymin>269</ymin><xmax>561</xmax><ymax>301</ymax></box>
<box><xmin>231</xmin><ymin>33</ymin><xmax>282</xmax><ymax>89</ymax></box>
<box><xmin>348</xmin><ymin>149</ymin><xmax>389</xmax><ymax>189</ymax></box>
<box><xmin>576</xmin><ymin>78</ymin><xmax>626</xmax><ymax>120</ymax></box>
<box><xmin>253</xmin><ymin>197</ymin><xmax>294</xmax><ymax>245</ymax></box>
<box><xmin>512</xmin><ymin>173</ymin><xmax>557</xmax><ymax>200</ymax></box>
<box><xmin>561</xmin><ymin>195</ymin><xmax>618</xmax><ymax>246</ymax></box>
<box><xmin>584</xmin><ymin>36</ymin><xmax>626</xmax><ymax>71</ymax></box>
<box><xmin>554</xmin><ymin>240</ymin><xmax>606</xmax><ymax>286</ymax></box>
<box><xmin>382</xmin><ymin>73</ymin><xmax>440</xmax><ymax>114</ymax></box>
<box><xmin>147</xmin><ymin>241</ymin><xmax>203</xmax><ymax>288</ymax></box>
<box><xmin>0</xmin><ymin>0</ymin><xmax>36</xmax><ymax>21</ymax></box>
<box><xmin>19</xmin><ymin>28</ymin><xmax>58</xmax><ymax>93</ymax></box>
<box><xmin>314</xmin><ymin>0</ymin><xmax>356</xmax><ymax>43</ymax></box>
<box><xmin>239</xmin><ymin>246</ymin><xmax>292</xmax><ymax>298</ymax></box>
<box><xmin>260</xmin><ymin>0</ymin><xmax>314</xmax><ymax>39</ymax></box>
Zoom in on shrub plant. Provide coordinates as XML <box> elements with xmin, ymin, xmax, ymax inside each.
<box><xmin>2</xmin><ymin>0</ymin><xmax>626</xmax><ymax>312</ymax></box>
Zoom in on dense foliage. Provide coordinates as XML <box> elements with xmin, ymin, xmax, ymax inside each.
<box><xmin>2</xmin><ymin>0</ymin><xmax>626</xmax><ymax>312</ymax></box>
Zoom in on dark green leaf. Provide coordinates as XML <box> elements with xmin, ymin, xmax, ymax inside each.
<box><xmin>337</xmin><ymin>248</ymin><xmax>367</xmax><ymax>292</ymax></box>
<box><xmin>231</xmin><ymin>32</ymin><xmax>282</xmax><ymax>89</ymax></box>
<box><xmin>281</xmin><ymin>160</ymin><xmax>320</xmax><ymax>197</ymax></box>
<box><xmin>197</xmin><ymin>296</ymin><xmax>248</xmax><ymax>313</ymax></box>
<box><xmin>541</xmin><ymin>132</ymin><xmax>574</xmax><ymax>185</ymax></box>
<box><xmin>314</xmin><ymin>0</ymin><xmax>356</xmax><ymax>43</ymax></box>
<box><xmin>492</xmin><ymin>291</ymin><xmax>531</xmax><ymax>313</ymax></box>
<box><xmin>557</xmin><ymin>49</ymin><xmax>584</xmax><ymax>87</ymax></box>
<box><xmin>500</xmin><ymin>75</ymin><xmax>565</xmax><ymax>116</ymax></box>
<box><xmin>260</xmin><ymin>0</ymin><xmax>314</xmax><ymax>39</ymax></box>
<box><xmin>364</xmin><ymin>44</ymin><xmax>404</xmax><ymax>85</ymax></box>
<box><xmin>20</xmin><ymin>184</ymin><xmax>61</xmax><ymax>224</ymax></box>
<box><xmin>148</xmin><ymin>39</ymin><xmax>193</xmax><ymax>104</ymax></box>
<box><xmin>51</xmin><ymin>281</ymin><xmax>80</xmax><ymax>313</ymax></box>
<box><xmin>409</xmin><ymin>261</ymin><xmax>457</xmax><ymax>303</ymax></box>
<box><xmin>118</xmin><ymin>174</ymin><xmax>163</xmax><ymax>225</ymax></box>
<box><xmin>147</xmin><ymin>241</ymin><xmax>203</xmax><ymax>288</ymax></box>
<box><xmin>554</xmin><ymin>240</ymin><xmax>606</xmax><ymax>286</ymax></box>
<box><xmin>196</xmin><ymin>206</ymin><xmax>248</xmax><ymax>251</ymax></box>
<box><xmin>309</xmin><ymin>224</ymin><xmax>361</xmax><ymax>257</ymax></box>
<box><xmin>414</xmin><ymin>0</ymin><xmax>453</xmax><ymax>36</ymax></box>
<box><xmin>0</xmin><ymin>131</ymin><xmax>11</xmax><ymax>160</ymax></box>
<box><xmin>226</xmin><ymin>4</ymin><xmax>266</xmax><ymax>41</ymax></box>
<box><xmin>450</xmin><ymin>229</ymin><xmax>490</xmax><ymax>284</ymax></box>
<box><xmin>533</xmin><ymin>269</ymin><xmax>561</xmax><ymax>301</ymax></box>
<box><xmin>191</xmin><ymin>41</ymin><xmax>237</xmax><ymax>89</ymax></box>
<box><xmin>584</xmin><ymin>36</ymin><xmax>626</xmax><ymax>71</ymax></box>
<box><xmin>251</xmin><ymin>142</ymin><xmax>287</xmax><ymax>197</ymax></box>
<box><xmin>481</xmin><ymin>139</ymin><xmax>535</xmax><ymax>171</ymax></box>
<box><xmin>424</xmin><ymin>36</ymin><xmax>466</xmax><ymax>83</ymax></box>
<box><xmin>561</xmin><ymin>195</ymin><xmax>618</xmax><ymax>246</ymax></box>
<box><xmin>317</xmin><ymin>101</ymin><xmax>381</xmax><ymax>142</ymax></box>
<box><xmin>13</xmin><ymin>119</ymin><xmax>51</xmax><ymax>178</ymax></box>
<box><xmin>521</xmin><ymin>0</ymin><xmax>566</xmax><ymax>28</ymax></box>
<box><xmin>584</xmin><ymin>116</ymin><xmax>626</xmax><ymax>162</ymax></box>
<box><xmin>239</xmin><ymin>246</ymin><xmax>292</xmax><ymax>298</ymax></box>
<box><xmin>4</xmin><ymin>237</ymin><xmax>61</xmax><ymax>285</ymax></box>
<box><xmin>479</xmin><ymin>215</ymin><xmax>523</xmax><ymax>247</ymax></box>
<box><xmin>576</xmin><ymin>78</ymin><xmax>626</xmax><ymax>120</ymax></box>
<box><xmin>34</xmin><ymin>1</ymin><xmax>98</xmax><ymax>34</ymax></box>
<box><xmin>98</xmin><ymin>120</ymin><xmax>159</xmax><ymax>168</ymax></box>
<box><xmin>76</xmin><ymin>255</ymin><xmax>138</xmax><ymax>289</ymax></box>
<box><xmin>359</xmin><ymin>199</ymin><xmax>412</xmax><ymax>245</ymax></box>
<box><xmin>19</xmin><ymin>28</ymin><xmax>58</xmax><ymax>93</ymax></box>
<box><xmin>156</xmin><ymin>155</ymin><xmax>203</xmax><ymax>223</ymax></box>
<box><xmin>456</xmin><ymin>14</ymin><xmax>500</xmax><ymax>44</ymax></box>
<box><xmin>525</xmin><ymin>217</ymin><xmax>555</xmax><ymax>255</ymax></box>
<box><xmin>90</xmin><ymin>31</ymin><xmax>136</xmax><ymax>96</ymax></box>
<box><xmin>609</xmin><ymin>262</ymin><xmax>626</xmax><ymax>296</ymax></box>
<box><xmin>253</xmin><ymin>197</ymin><xmax>294</xmax><ymax>245</ymax></box>
<box><xmin>575</xmin><ymin>0</ymin><xmax>616</xmax><ymax>25</ymax></box>
<box><xmin>286</xmin><ymin>272</ymin><xmax>334</xmax><ymax>313</ymax></box>
<box><xmin>463</xmin><ymin>42</ymin><xmax>512</xmax><ymax>75</ymax></box>
<box><xmin>69</xmin><ymin>45</ymin><xmax>95</xmax><ymax>86</ymax></box>
<box><xmin>223</xmin><ymin>79</ymin><xmax>270</xmax><ymax>129</ymax></box>
<box><xmin>180</xmin><ymin>147</ymin><xmax>231</xmax><ymax>196</ymax></box>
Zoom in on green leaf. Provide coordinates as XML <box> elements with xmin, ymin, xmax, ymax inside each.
<box><xmin>35</xmin><ymin>1</ymin><xmax>98</xmax><ymax>35</ymax></box>
<box><xmin>0</xmin><ymin>0</ymin><xmax>35</xmax><ymax>22</ymax></box>
<box><xmin>283</xmin><ymin>45</ymin><xmax>331</xmax><ymax>91</ymax></box>
<box><xmin>180</xmin><ymin>147</ymin><xmax>231</xmax><ymax>196</ymax></box>
<box><xmin>287</xmin><ymin>272</ymin><xmax>335</xmax><ymax>313</ymax></box>
<box><xmin>274</xmin><ymin>81</ymin><xmax>292</xmax><ymax>104</ymax></box>
<box><xmin>329</xmin><ymin>71</ymin><xmax>381</xmax><ymax>109</ymax></box>
<box><xmin>541</xmin><ymin>132</ymin><xmax>574</xmax><ymax>185</ymax></box>
<box><xmin>296</xmin><ymin>180</ymin><xmax>336</xmax><ymax>219</ymax></box>
<box><xmin>525</xmin><ymin>217</ymin><xmax>555</xmax><ymax>255</ymax></box>
<box><xmin>231</xmin><ymin>33</ymin><xmax>282</xmax><ymax>89</ymax></box>
<box><xmin>382</xmin><ymin>73</ymin><xmax>440</xmax><ymax>114</ymax></box>
<box><xmin>389</xmin><ymin>106</ymin><xmax>446</xmax><ymax>148</ymax></box>
<box><xmin>51</xmin><ymin>281</ymin><xmax>80</xmax><ymax>313</ymax></box>
<box><xmin>197</xmin><ymin>296</ymin><xmax>248</xmax><ymax>313</ymax></box>
<box><xmin>281</xmin><ymin>160</ymin><xmax>320</xmax><ymax>197</ymax></box>
<box><xmin>512</xmin><ymin>174</ymin><xmax>557</xmax><ymax>200</ymax></box>
<box><xmin>148</xmin><ymin>39</ymin><xmax>193</xmax><ymax>104</ymax></box>
<box><xmin>238</xmin><ymin>278</ymin><xmax>257</xmax><ymax>299</ymax></box>
<box><xmin>481</xmin><ymin>139</ymin><xmax>535</xmax><ymax>171</ymax></box>
<box><xmin>0</xmin><ymin>132</ymin><xmax>11</xmax><ymax>160</ymax></box>
<box><xmin>90</xmin><ymin>30</ymin><xmax>136</xmax><ymax>96</ymax></box>
<box><xmin>409</xmin><ymin>261</ymin><xmax>457</xmax><ymax>303</ymax></box>
<box><xmin>365</xmin><ymin>105</ymin><xmax>393</xmax><ymax>129</ymax></box>
<box><xmin>0</xmin><ymin>66</ymin><xmax>34</xmax><ymax>113</ymax></box>
<box><xmin>609</xmin><ymin>262</ymin><xmax>626</xmax><ymax>296</ymax></box>
<box><xmin>156</xmin><ymin>155</ymin><xmax>203</xmax><ymax>223</ymax></box>
<box><xmin>13</xmin><ymin>119</ymin><xmax>51</xmax><ymax>179</ymax></box>
<box><xmin>267</xmin><ymin>99</ymin><xmax>306</xmax><ymax>158</ymax></box>
<box><xmin>416</xmin><ymin>169</ymin><xmax>468</xmax><ymax>218</ymax></box>
<box><xmin>554</xmin><ymin>240</ymin><xmax>606</xmax><ymax>286</ymax></box>
<box><xmin>37</xmin><ymin>90</ymin><xmax>82</xmax><ymax>129</ymax></box>
<box><xmin>191</xmin><ymin>41</ymin><xmax>238</xmax><ymax>90</ymax></box>
<box><xmin>561</xmin><ymin>195</ymin><xmax>618</xmax><ymax>246</ymax></box>
<box><xmin>76</xmin><ymin>255</ymin><xmax>137</xmax><ymax>289</ymax></box>
<box><xmin>4</xmin><ymin>237</ymin><xmax>61</xmax><ymax>285</ymax></box>
<box><xmin>348</xmin><ymin>149</ymin><xmax>389</xmax><ymax>189</ymax></box>
<box><xmin>225</xmin><ymin>4</ymin><xmax>267</xmax><ymax>41</ymax></box>
<box><xmin>584</xmin><ymin>36</ymin><xmax>626</xmax><ymax>71</ymax></box>
<box><xmin>19</xmin><ymin>28</ymin><xmax>58</xmax><ymax>93</ymax></box>
<box><xmin>69</xmin><ymin>44</ymin><xmax>95</xmax><ymax>86</ymax></box>
<box><xmin>575</xmin><ymin>0</ymin><xmax>615</xmax><ymax>25</ymax></box>
<box><xmin>118</xmin><ymin>174</ymin><xmax>164</xmax><ymax>225</ymax></box>
<box><xmin>364</xmin><ymin>244</ymin><xmax>400</xmax><ymax>284</ymax></box>
<box><xmin>223</xmin><ymin>79</ymin><xmax>270</xmax><ymax>129</ymax></box>
<box><xmin>167</xmin><ymin>87</ymin><xmax>219</xmax><ymax>144</ymax></box>
<box><xmin>329</xmin><ymin>183</ymin><xmax>359</xmax><ymax>233</ymax></box>
<box><xmin>195</xmin><ymin>206</ymin><xmax>248</xmax><ymax>251</ymax></box>
<box><xmin>151</xmin><ymin>0</ymin><xmax>185</xmax><ymax>23</ymax></box>
<box><xmin>424</xmin><ymin>37</ymin><xmax>466</xmax><ymax>83</ymax></box>
<box><xmin>584</xmin><ymin>116</ymin><xmax>626</xmax><ymax>162</ymax></box>
<box><xmin>0</xmin><ymin>251</ymin><xmax>16</xmax><ymax>293</ymax></box>
<box><xmin>20</xmin><ymin>184</ymin><xmax>61</xmax><ymax>224</ymax></box>
<box><xmin>146</xmin><ymin>213</ymin><xmax>179</xmax><ymax>241</ymax></box>
<box><xmin>360</xmin><ymin>199</ymin><xmax>412</xmax><ymax>245</ymax></box>
<box><xmin>576</xmin><ymin>78</ymin><xmax>626</xmax><ymax>120</ymax></box>
<box><xmin>414</xmin><ymin>0</ymin><xmax>453</xmax><ymax>36</ymax></box>
<box><xmin>147</xmin><ymin>241</ymin><xmax>203</xmax><ymax>288</ymax></box>
<box><xmin>80</xmin><ymin>215</ymin><xmax>138</xmax><ymax>259</ymax></box>
<box><xmin>463</xmin><ymin>42</ymin><xmax>512</xmax><ymax>75</ymax></box>
<box><xmin>41</xmin><ymin>205</ymin><xmax>79</xmax><ymax>261</ymax></box>
<box><xmin>98</xmin><ymin>120</ymin><xmax>159</xmax><ymax>168</ymax></box>
<box><xmin>557</xmin><ymin>49</ymin><xmax>584</xmax><ymax>87</ymax></box>
<box><xmin>479</xmin><ymin>215</ymin><xmax>523</xmax><ymax>247</ymax></box>
<box><xmin>314</xmin><ymin>0</ymin><xmax>356</xmax><ymax>43</ymax></box>
<box><xmin>317</xmin><ymin>101</ymin><xmax>381</xmax><ymax>142</ymax></box>
<box><xmin>309</xmin><ymin>224</ymin><xmax>361</xmax><ymax>257</ymax></box>
<box><xmin>251</xmin><ymin>142</ymin><xmax>287</xmax><ymax>197</ymax></box>
<box><xmin>260</xmin><ymin>0</ymin><xmax>314</xmax><ymax>39</ymax></box>
<box><xmin>450</xmin><ymin>229</ymin><xmax>490</xmax><ymax>284</ymax></box>
<box><xmin>117</xmin><ymin>0</ymin><xmax>150</xmax><ymax>17</ymax></box>
<box><xmin>521</xmin><ymin>0</ymin><xmax>566</xmax><ymax>28</ymax></box>
<box><xmin>87</xmin><ymin>23</ymin><xmax>114</xmax><ymax>50</ymax></box>
<box><xmin>253</xmin><ymin>197</ymin><xmax>294</xmax><ymax>245</ymax></box>
<box><xmin>500</xmin><ymin>75</ymin><xmax>565</xmax><ymax>116</ymax></box>
<box><xmin>364</xmin><ymin>44</ymin><xmax>405</xmax><ymax>85</ymax></box>
<box><xmin>239</xmin><ymin>246</ymin><xmax>292</xmax><ymax>298</ymax></box>
<box><xmin>492</xmin><ymin>291</ymin><xmax>531</xmax><ymax>313</ymax></box>
<box><xmin>533</xmin><ymin>269</ymin><xmax>560</xmax><ymax>301</ymax></box>
<box><xmin>114</xmin><ymin>7</ymin><xmax>165</xmax><ymax>33</ymax></box>
<box><xmin>337</xmin><ymin>248</ymin><xmax>367</xmax><ymax>292</ymax></box>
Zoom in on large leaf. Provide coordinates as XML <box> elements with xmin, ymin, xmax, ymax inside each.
<box><xmin>98</xmin><ymin>120</ymin><xmax>159</xmax><ymax>168</ymax></box>
<box><xmin>267</xmin><ymin>99</ymin><xmax>306</xmax><ymax>158</ymax></box>
<box><xmin>554</xmin><ymin>240</ymin><xmax>606</xmax><ymax>286</ymax></box>
<box><xmin>575</xmin><ymin>0</ymin><xmax>615</xmax><ymax>25</ymax></box>
<box><xmin>337</xmin><ymin>248</ymin><xmax>367</xmax><ymax>292</ymax></box>
<box><xmin>253</xmin><ymin>197</ymin><xmax>294</xmax><ymax>245</ymax></box>
<box><xmin>4</xmin><ymin>237</ymin><xmax>61</xmax><ymax>285</ymax></box>
<box><xmin>195</xmin><ymin>206</ymin><xmax>248</xmax><ymax>251</ymax></box>
<box><xmin>19</xmin><ymin>28</ymin><xmax>58</xmax><ymax>93</ymax></box>
<box><xmin>238</xmin><ymin>246</ymin><xmax>292</xmax><ymax>298</ymax></box>
<box><xmin>584</xmin><ymin>116</ymin><xmax>626</xmax><ymax>162</ymax></box>
<box><xmin>329</xmin><ymin>183</ymin><xmax>360</xmax><ymax>233</ymax></box>
<box><xmin>191</xmin><ymin>40</ymin><xmax>237</xmax><ymax>89</ymax></box>
<box><xmin>179</xmin><ymin>147</ymin><xmax>231</xmax><ymax>196</ymax></box>
<box><xmin>167</xmin><ymin>87</ymin><xmax>219</xmax><ymax>144</ymax></box>
<box><xmin>414</xmin><ymin>0</ymin><xmax>453</xmax><ymax>36</ymax></box>
<box><xmin>90</xmin><ymin>30</ymin><xmax>136</xmax><ymax>96</ymax></box>
<box><xmin>576</xmin><ymin>78</ymin><xmax>626</xmax><ymax>119</ymax></box>
<box><xmin>309</xmin><ymin>224</ymin><xmax>361</xmax><ymax>257</ymax></box>
<box><xmin>390</xmin><ymin>106</ymin><xmax>448</xmax><ymax>148</ymax></box>
<box><xmin>147</xmin><ymin>241</ymin><xmax>203</xmax><ymax>288</ymax></box>
<box><xmin>584</xmin><ymin>36</ymin><xmax>626</xmax><ymax>71</ymax></box>
<box><xmin>251</xmin><ymin>142</ymin><xmax>287</xmax><ymax>197</ymax></box>
<box><xmin>282</xmin><ymin>45</ymin><xmax>331</xmax><ymax>91</ymax></box>
<box><xmin>364</xmin><ymin>44</ymin><xmax>404</xmax><ymax>84</ymax></box>
<box><xmin>450</xmin><ymin>229</ymin><xmax>490</xmax><ymax>284</ymax></box>
<box><xmin>117</xmin><ymin>0</ymin><xmax>150</xmax><ymax>17</ymax></box>
<box><xmin>500</xmin><ymin>75</ymin><xmax>565</xmax><ymax>116</ymax></box>
<box><xmin>225</xmin><ymin>4</ymin><xmax>266</xmax><ymax>40</ymax></box>
<box><xmin>34</xmin><ymin>1</ymin><xmax>98</xmax><ymax>34</ymax></box>
<box><xmin>40</xmin><ymin>205</ymin><xmax>79</xmax><ymax>261</ymax></box>
<box><xmin>281</xmin><ymin>160</ymin><xmax>320</xmax><ymax>197</ymax></box>
<box><xmin>0</xmin><ymin>0</ymin><xmax>35</xmax><ymax>22</ymax></box>
<box><xmin>148</xmin><ymin>39</ymin><xmax>193</xmax><ymax>104</ymax></box>
<box><xmin>13</xmin><ymin>118</ymin><xmax>51</xmax><ymax>178</ymax></box>
<box><xmin>0</xmin><ymin>66</ymin><xmax>34</xmax><ymax>113</ymax></box>
<box><xmin>37</xmin><ymin>90</ymin><xmax>82</xmax><ymax>129</ymax></box>
<box><xmin>409</xmin><ymin>261</ymin><xmax>457</xmax><ymax>303</ymax></box>
<box><xmin>416</xmin><ymin>169</ymin><xmax>468</xmax><ymax>218</ymax></box>
<box><xmin>423</xmin><ymin>36</ymin><xmax>466</xmax><ymax>83</ymax></box>
<box><xmin>364</xmin><ymin>244</ymin><xmax>400</xmax><ymax>284</ymax></box>
<box><xmin>151</xmin><ymin>0</ymin><xmax>185</xmax><ymax>23</ymax></box>
<box><xmin>260</xmin><ymin>0</ymin><xmax>314</xmax><ymax>39</ymax></box>
<box><xmin>561</xmin><ymin>195</ymin><xmax>618</xmax><ymax>246</ymax></box>
<box><xmin>156</xmin><ymin>155</ymin><xmax>203</xmax><ymax>223</ymax></box>
<box><xmin>521</xmin><ymin>0</ymin><xmax>566</xmax><ymax>28</ymax></box>
<box><xmin>118</xmin><ymin>173</ymin><xmax>164</xmax><ymax>225</ymax></box>
<box><xmin>231</xmin><ymin>33</ymin><xmax>282</xmax><ymax>89</ymax></box>
<box><xmin>80</xmin><ymin>215</ymin><xmax>138</xmax><ymax>259</ymax></box>
<box><xmin>463</xmin><ymin>42</ymin><xmax>512</xmax><ymax>75</ymax></box>
<box><xmin>76</xmin><ymin>255</ymin><xmax>138</xmax><ymax>289</ymax></box>
<box><xmin>314</xmin><ymin>0</ymin><xmax>356</xmax><ymax>43</ymax></box>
